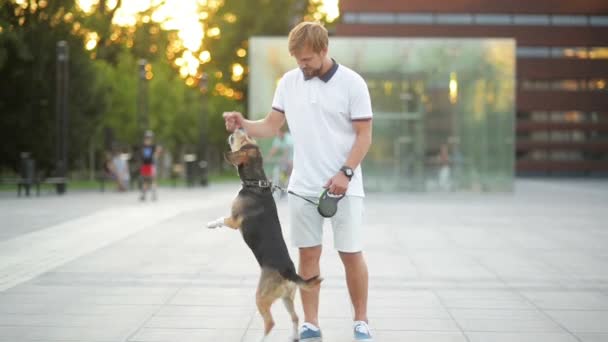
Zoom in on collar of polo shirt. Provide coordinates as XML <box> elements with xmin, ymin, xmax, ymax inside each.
<box><xmin>303</xmin><ymin>58</ymin><xmax>339</xmax><ymax>82</ymax></box>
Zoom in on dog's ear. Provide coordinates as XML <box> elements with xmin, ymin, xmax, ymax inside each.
<box><xmin>224</xmin><ymin>151</ymin><xmax>249</xmax><ymax>166</ymax></box>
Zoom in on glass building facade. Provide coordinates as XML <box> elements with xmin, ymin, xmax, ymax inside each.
<box><xmin>249</xmin><ymin>38</ymin><xmax>515</xmax><ymax>192</ymax></box>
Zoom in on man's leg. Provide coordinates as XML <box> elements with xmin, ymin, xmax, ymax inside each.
<box><xmin>289</xmin><ymin>193</ymin><xmax>324</xmax><ymax>340</ymax></box>
<box><xmin>299</xmin><ymin>245</ymin><xmax>322</xmax><ymax>327</ymax></box>
<box><xmin>151</xmin><ymin>177</ymin><xmax>158</xmax><ymax>200</ymax></box>
<box><xmin>140</xmin><ymin>177</ymin><xmax>148</xmax><ymax>200</ymax></box>
<box><xmin>339</xmin><ymin>251</ymin><xmax>369</xmax><ymax>322</ymax></box>
<box><xmin>332</xmin><ymin>196</ymin><xmax>369</xmax><ymax>323</ymax></box>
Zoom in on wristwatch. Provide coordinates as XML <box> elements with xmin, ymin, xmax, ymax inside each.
<box><xmin>340</xmin><ymin>166</ymin><xmax>354</xmax><ymax>181</ymax></box>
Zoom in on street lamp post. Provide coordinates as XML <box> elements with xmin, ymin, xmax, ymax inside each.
<box><xmin>55</xmin><ymin>40</ymin><xmax>69</xmax><ymax>194</ymax></box>
<box><xmin>137</xmin><ymin>59</ymin><xmax>149</xmax><ymax>135</ymax></box>
<box><xmin>199</xmin><ymin>73</ymin><xmax>209</xmax><ymax>186</ymax></box>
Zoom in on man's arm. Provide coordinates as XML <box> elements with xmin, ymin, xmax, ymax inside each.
<box><xmin>325</xmin><ymin>119</ymin><xmax>373</xmax><ymax>195</ymax></box>
<box><xmin>224</xmin><ymin>110</ymin><xmax>285</xmax><ymax>138</ymax></box>
<box><xmin>344</xmin><ymin>120</ymin><xmax>372</xmax><ymax>170</ymax></box>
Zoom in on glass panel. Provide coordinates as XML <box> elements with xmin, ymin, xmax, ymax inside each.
<box><xmin>249</xmin><ymin>38</ymin><xmax>516</xmax><ymax>192</ymax></box>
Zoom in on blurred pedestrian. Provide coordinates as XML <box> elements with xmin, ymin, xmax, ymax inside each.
<box><xmin>139</xmin><ymin>130</ymin><xmax>162</xmax><ymax>201</ymax></box>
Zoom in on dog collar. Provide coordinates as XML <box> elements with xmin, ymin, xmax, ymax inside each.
<box><xmin>242</xmin><ymin>179</ymin><xmax>272</xmax><ymax>188</ymax></box>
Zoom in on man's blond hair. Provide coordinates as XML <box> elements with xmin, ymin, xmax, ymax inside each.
<box><xmin>288</xmin><ymin>21</ymin><xmax>328</xmax><ymax>55</ymax></box>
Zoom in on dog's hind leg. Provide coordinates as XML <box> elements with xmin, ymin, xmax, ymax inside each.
<box><xmin>256</xmin><ymin>291</ymin><xmax>276</xmax><ymax>337</ymax></box>
<box><xmin>257</xmin><ymin>269</ymin><xmax>286</xmax><ymax>339</ymax></box>
<box><xmin>282</xmin><ymin>283</ymin><xmax>299</xmax><ymax>342</ymax></box>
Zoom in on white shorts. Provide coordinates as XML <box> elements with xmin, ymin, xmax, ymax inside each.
<box><xmin>288</xmin><ymin>194</ymin><xmax>365</xmax><ymax>253</ymax></box>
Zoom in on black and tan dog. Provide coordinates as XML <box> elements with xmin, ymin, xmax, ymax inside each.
<box><xmin>207</xmin><ymin>128</ymin><xmax>322</xmax><ymax>341</ymax></box>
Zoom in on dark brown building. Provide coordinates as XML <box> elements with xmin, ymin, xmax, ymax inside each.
<box><xmin>337</xmin><ymin>0</ymin><xmax>608</xmax><ymax>176</ymax></box>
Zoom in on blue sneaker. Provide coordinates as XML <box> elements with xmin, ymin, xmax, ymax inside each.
<box><xmin>299</xmin><ymin>322</ymin><xmax>322</xmax><ymax>341</ymax></box>
<box><xmin>353</xmin><ymin>321</ymin><xmax>373</xmax><ymax>341</ymax></box>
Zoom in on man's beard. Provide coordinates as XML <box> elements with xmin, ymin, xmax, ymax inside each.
<box><xmin>302</xmin><ymin>61</ymin><xmax>324</xmax><ymax>79</ymax></box>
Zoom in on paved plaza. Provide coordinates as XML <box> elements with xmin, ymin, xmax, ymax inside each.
<box><xmin>0</xmin><ymin>180</ymin><xmax>607</xmax><ymax>342</ymax></box>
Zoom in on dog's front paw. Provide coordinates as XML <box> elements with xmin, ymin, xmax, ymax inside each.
<box><xmin>206</xmin><ymin>217</ymin><xmax>224</xmax><ymax>229</ymax></box>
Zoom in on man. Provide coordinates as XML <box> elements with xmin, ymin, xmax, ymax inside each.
<box><xmin>223</xmin><ymin>21</ymin><xmax>373</xmax><ymax>341</ymax></box>
<box><xmin>139</xmin><ymin>130</ymin><xmax>162</xmax><ymax>201</ymax></box>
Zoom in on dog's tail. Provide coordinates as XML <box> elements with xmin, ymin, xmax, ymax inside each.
<box><xmin>282</xmin><ymin>268</ymin><xmax>323</xmax><ymax>291</ymax></box>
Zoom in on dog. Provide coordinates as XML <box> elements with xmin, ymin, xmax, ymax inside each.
<box><xmin>207</xmin><ymin>128</ymin><xmax>322</xmax><ymax>340</ymax></box>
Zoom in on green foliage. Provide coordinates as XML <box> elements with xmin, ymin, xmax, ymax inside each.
<box><xmin>0</xmin><ymin>0</ymin><xmax>323</xmax><ymax>176</ymax></box>
<box><xmin>0</xmin><ymin>0</ymin><xmax>105</xmax><ymax>173</ymax></box>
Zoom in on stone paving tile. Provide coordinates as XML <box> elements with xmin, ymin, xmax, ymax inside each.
<box><xmin>465</xmin><ymin>332</ymin><xmax>579</xmax><ymax>342</ymax></box>
<box><xmin>129</xmin><ymin>328</ymin><xmax>245</xmax><ymax>342</ymax></box>
<box><xmin>520</xmin><ymin>291</ymin><xmax>608</xmax><ymax>310</ymax></box>
<box><xmin>241</xmin><ymin>329</ymin><xmax>469</xmax><ymax>342</ymax></box>
<box><xmin>435</xmin><ymin>290</ymin><xmax>538</xmax><ymax>310</ymax></box>
<box><xmin>545</xmin><ymin>310</ymin><xmax>608</xmax><ymax>333</ymax></box>
<box><xmin>449</xmin><ymin>308</ymin><xmax>567</xmax><ymax>333</ymax></box>
<box><xmin>575</xmin><ymin>333</ymin><xmax>608</xmax><ymax>342</ymax></box>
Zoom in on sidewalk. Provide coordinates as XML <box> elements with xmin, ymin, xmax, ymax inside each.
<box><xmin>0</xmin><ymin>180</ymin><xmax>607</xmax><ymax>342</ymax></box>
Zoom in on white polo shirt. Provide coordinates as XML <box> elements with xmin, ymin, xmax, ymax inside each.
<box><xmin>271</xmin><ymin>60</ymin><xmax>373</xmax><ymax>197</ymax></box>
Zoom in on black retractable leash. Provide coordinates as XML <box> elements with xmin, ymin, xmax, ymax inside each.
<box><xmin>273</xmin><ymin>186</ymin><xmax>345</xmax><ymax>218</ymax></box>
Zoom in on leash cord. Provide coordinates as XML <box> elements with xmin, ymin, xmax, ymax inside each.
<box><xmin>272</xmin><ymin>185</ymin><xmax>319</xmax><ymax>206</ymax></box>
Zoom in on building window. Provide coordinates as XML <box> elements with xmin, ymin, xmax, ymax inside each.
<box><xmin>552</xmin><ymin>47</ymin><xmax>589</xmax><ymax>59</ymax></box>
<box><xmin>513</xmin><ymin>14</ymin><xmax>550</xmax><ymax>25</ymax></box>
<box><xmin>531</xmin><ymin>131</ymin><xmax>549</xmax><ymax>140</ymax></box>
<box><xmin>517</xmin><ymin>47</ymin><xmax>550</xmax><ymax>58</ymax></box>
<box><xmin>517</xmin><ymin>47</ymin><xmax>608</xmax><ymax>59</ymax></box>
<box><xmin>550</xmin><ymin>151</ymin><xmax>583</xmax><ymax>161</ymax></box>
<box><xmin>551</xmin><ymin>15</ymin><xmax>588</xmax><ymax>26</ymax></box>
<box><xmin>551</xmin><ymin>111</ymin><xmax>584</xmax><ymax>123</ymax></box>
<box><xmin>552</xmin><ymin>80</ymin><xmax>586</xmax><ymax>91</ymax></box>
<box><xmin>396</xmin><ymin>13</ymin><xmax>434</xmax><ymax>24</ymax></box>
<box><xmin>435</xmin><ymin>14</ymin><xmax>473</xmax><ymax>25</ymax></box>
<box><xmin>343</xmin><ymin>12</ymin><xmax>608</xmax><ymax>28</ymax></box>
<box><xmin>473</xmin><ymin>14</ymin><xmax>511</xmax><ymax>25</ymax></box>
<box><xmin>521</xmin><ymin>80</ymin><xmax>550</xmax><ymax>90</ymax></box>
<box><xmin>358</xmin><ymin>13</ymin><xmax>396</xmax><ymax>24</ymax></box>
<box><xmin>588</xmin><ymin>79</ymin><xmax>608</xmax><ymax>92</ymax></box>
<box><xmin>530</xmin><ymin>111</ymin><xmax>549</xmax><ymax>122</ymax></box>
<box><xmin>342</xmin><ymin>12</ymin><xmax>358</xmax><ymax>24</ymax></box>
<box><xmin>590</xmin><ymin>16</ymin><xmax>608</xmax><ymax>26</ymax></box>
<box><xmin>589</xmin><ymin>47</ymin><xmax>608</xmax><ymax>59</ymax></box>
<box><xmin>530</xmin><ymin>150</ymin><xmax>547</xmax><ymax>160</ymax></box>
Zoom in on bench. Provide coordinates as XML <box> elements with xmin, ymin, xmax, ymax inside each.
<box><xmin>0</xmin><ymin>177</ymin><xmax>40</xmax><ymax>197</ymax></box>
<box><xmin>43</xmin><ymin>177</ymin><xmax>68</xmax><ymax>194</ymax></box>
<box><xmin>0</xmin><ymin>177</ymin><xmax>68</xmax><ymax>196</ymax></box>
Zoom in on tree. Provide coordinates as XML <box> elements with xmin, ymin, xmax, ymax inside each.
<box><xmin>0</xmin><ymin>0</ymin><xmax>105</xmax><ymax>174</ymax></box>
